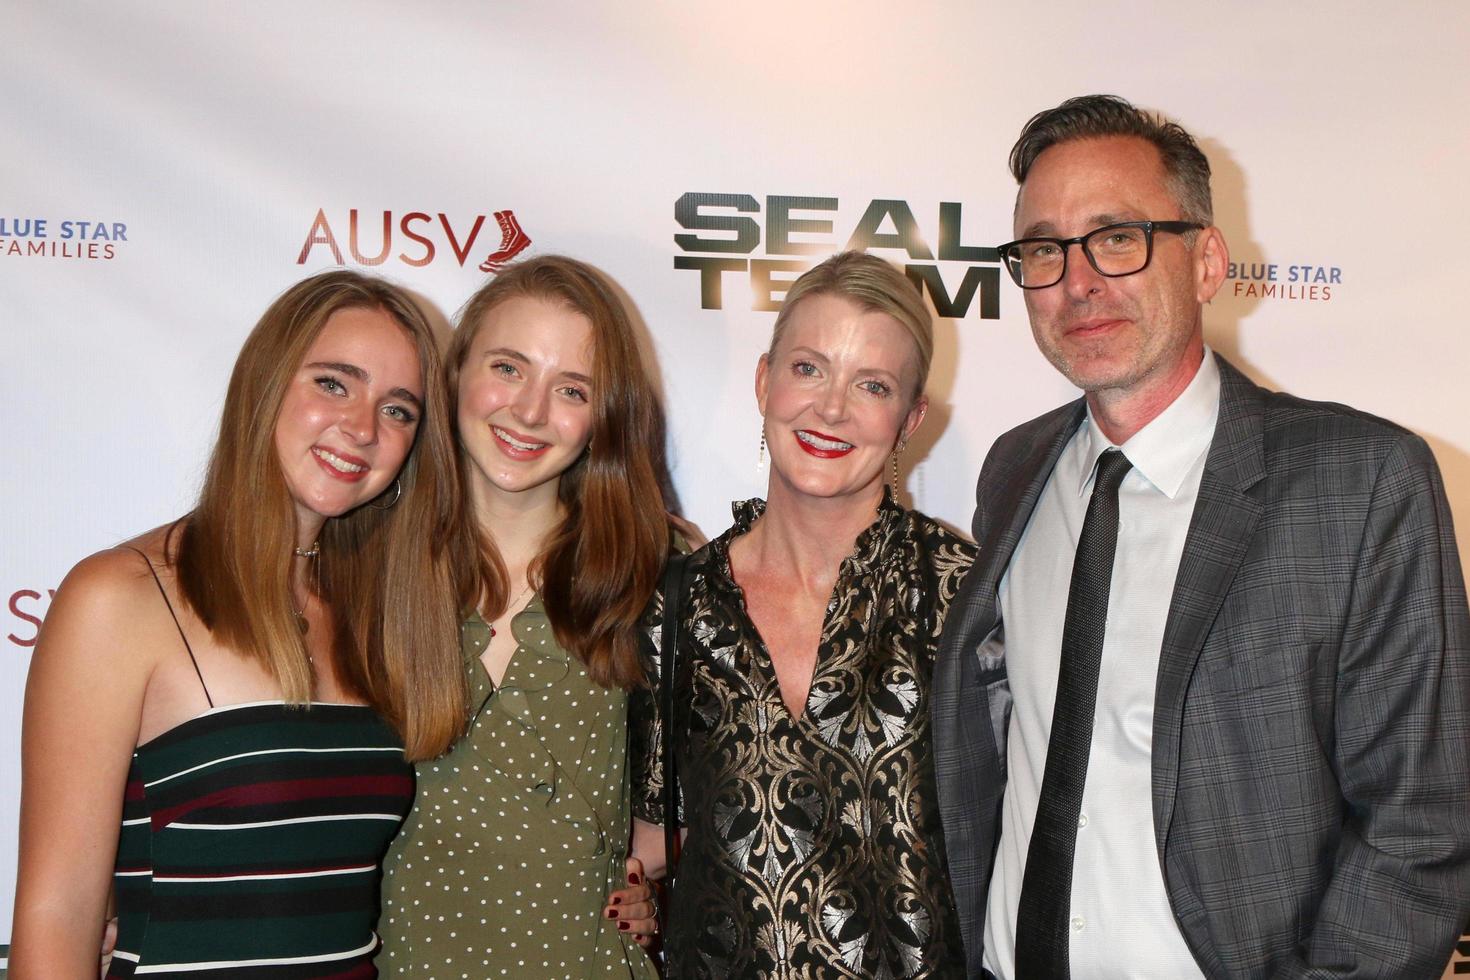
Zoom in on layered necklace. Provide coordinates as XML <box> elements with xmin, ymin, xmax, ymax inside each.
<box><xmin>292</xmin><ymin>541</ymin><xmax>320</xmax><ymax>636</ymax></box>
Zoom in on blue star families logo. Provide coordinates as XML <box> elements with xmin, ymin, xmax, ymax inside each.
<box><xmin>1226</xmin><ymin>259</ymin><xmax>1340</xmax><ymax>302</ymax></box>
<box><xmin>0</xmin><ymin>216</ymin><xmax>127</xmax><ymax>260</ymax></box>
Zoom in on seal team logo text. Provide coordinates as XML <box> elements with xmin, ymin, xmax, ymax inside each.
<box><xmin>674</xmin><ymin>193</ymin><xmax>1001</xmax><ymax>318</ymax></box>
<box><xmin>297</xmin><ymin>209</ymin><xmax>531</xmax><ymax>270</ymax></box>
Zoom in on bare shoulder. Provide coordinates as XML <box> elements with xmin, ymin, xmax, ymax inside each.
<box><xmin>41</xmin><ymin>525</ymin><xmax>181</xmax><ymax>661</ymax></box>
<box><xmin>56</xmin><ymin>544</ymin><xmax>155</xmax><ymax>613</ymax></box>
<box><xmin>57</xmin><ymin>548</ymin><xmax>147</xmax><ymax>607</ymax></box>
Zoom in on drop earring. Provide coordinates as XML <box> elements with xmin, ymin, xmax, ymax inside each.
<box><xmin>758</xmin><ymin>431</ymin><xmax>767</xmax><ymax>467</ymax></box>
<box><xmin>370</xmin><ymin>477</ymin><xmax>402</xmax><ymax>509</ymax></box>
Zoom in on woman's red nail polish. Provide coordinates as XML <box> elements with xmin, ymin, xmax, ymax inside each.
<box><xmin>605</xmin><ymin>908</ymin><xmax>617</xmax><ymax>919</ymax></box>
<box><xmin>627</xmin><ymin>872</ymin><xmax>641</xmax><ymax>885</ymax></box>
<box><xmin>618</xmin><ymin>921</ymin><xmax>630</xmax><ymax>931</ymax></box>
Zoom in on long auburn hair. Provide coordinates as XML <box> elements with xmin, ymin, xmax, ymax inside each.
<box><xmin>174</xmin><ymin>270</ymin><xmax>467</xmax><ymax>760</ymax></box>
<box><xmin>447</xmin><ymin>255</ymin><xmax>669</xmax><ymax>690</ymax></box>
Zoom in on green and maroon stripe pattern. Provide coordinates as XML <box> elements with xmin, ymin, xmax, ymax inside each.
<box><xmin>107</xmin><ymin>702</ymin><xmax>413</xmax><ymax>978</ymax></box>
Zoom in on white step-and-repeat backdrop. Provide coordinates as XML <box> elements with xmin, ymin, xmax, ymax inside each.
<box><xmin>4</xmin><ymin>2</ymin><xmax>1467</xmax><ymax>973</ymax></box>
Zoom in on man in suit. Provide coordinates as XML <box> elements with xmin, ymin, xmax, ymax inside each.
<box><xmin>932</xmin><ymin>94</ymin><xmax>1470</xmax><ymax>979</ymax></box>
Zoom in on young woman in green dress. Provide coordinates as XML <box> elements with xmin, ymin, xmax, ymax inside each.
<box><xmin>376</xmin><ymin>256</ymin><xmax>667</xmax><ymax>978</ymax></box>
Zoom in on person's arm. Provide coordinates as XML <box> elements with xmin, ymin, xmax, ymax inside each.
<box><xmin>626</xmin><ymin>563</ymin><xmax>681</xmax><ymax>871</ymax></box>
<box><xmin>9</xmin><ymin>552</ymin><xmax>154</xmax><ymax>977</ymax></box>
<box><xmin>609</xmin><ymin>560</ymin><xmax>687</xmax><ymax>945</ymax></box>
<box><xmin>1283</xmin><ymin>433</ymin><xmax>1470</xmax><ymax>977</ymax></box>
<box><xmin>603</xmin><ymin>856</ymin><xmax>657</xmax><ymax>947</ymax></box>
<box><xmin>630</xmin><ymin>818</ymin><xmax>667</xmax><ymax>881</ymax></box>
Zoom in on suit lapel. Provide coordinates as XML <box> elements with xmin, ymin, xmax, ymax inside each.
<box><xmin>934</xmin><ymin>398</ymin><xmax>1086</xmax><ymax>974</ymax></box>
<box><xmin>1152</xmin><ymin>355</ymin><xmax>1267</xmax><ymax>847</ymax></box>
<box><xmin>972</xmin><ymin>400</ymin><xmax>1087</xmax><ymax>609</ymax></box>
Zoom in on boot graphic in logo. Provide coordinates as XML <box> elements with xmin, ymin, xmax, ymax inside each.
<box><xmin>479</xmin><ymin>210</ymin><xmax>532</xmax><ymax>273</ymax></box>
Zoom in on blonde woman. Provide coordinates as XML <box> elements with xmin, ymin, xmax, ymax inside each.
<box><xmin>631</xmin><ymin>252</ymin><xmax>974</xmax><ymax>978</ymax></box>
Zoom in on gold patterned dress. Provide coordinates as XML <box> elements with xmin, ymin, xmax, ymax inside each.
<box><xmin>630</xmin><ymin>493</ymin><xmax>976</xmax><ymax>979</ymax></box>
<box><xmin>377</xmin><ymin>600</ymin><xmax>655</xmax><ymax>979</ymax></box>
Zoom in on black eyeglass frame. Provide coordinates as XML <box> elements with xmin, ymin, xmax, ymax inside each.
<box><xmin>997</xmin><ymin>220</ymin><xmax>1204</xmax><ymax>289</ymax></box>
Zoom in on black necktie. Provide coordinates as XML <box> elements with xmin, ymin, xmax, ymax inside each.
<box><xmin>1015</xmin><ymin>448</ymin><xmax>1133</xmax><ymax>979</ymax></box>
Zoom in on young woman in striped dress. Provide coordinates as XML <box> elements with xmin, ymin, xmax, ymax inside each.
<box><xmin>10</xmin><ymin>271</ymin><xmax>466</xmax><ymax>978</ymax></box>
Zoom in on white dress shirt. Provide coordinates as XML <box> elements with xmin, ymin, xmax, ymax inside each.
<box><xmin>982</xmin><ymin>351</ymin><xmax>1221</xmax><ymax>979</ymax></box>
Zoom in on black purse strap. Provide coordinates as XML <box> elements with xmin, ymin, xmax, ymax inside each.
<box><xmin>658</xmin><ymin>553</ymin><xmax>689</xmax><ymax>880</ymax></box>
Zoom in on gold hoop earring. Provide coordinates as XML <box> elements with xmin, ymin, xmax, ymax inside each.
<box><xmin>371</xmin><ymin>477</ymin><xmax>402</xmax><ymax>510</ymax></box>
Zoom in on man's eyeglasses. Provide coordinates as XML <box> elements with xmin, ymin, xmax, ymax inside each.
<box><xmin>997</xmin><ymin>220</ymin><xmax>1203</xmax><ymax>289</ymax></box>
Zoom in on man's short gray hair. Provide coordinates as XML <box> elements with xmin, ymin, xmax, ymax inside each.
<box><xmin>1009</xmin><ymin>94</ymin><xmax>1213</xmax><ymax>227</ymax></box>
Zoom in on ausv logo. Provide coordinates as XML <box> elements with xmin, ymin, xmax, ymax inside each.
<box><xmin>297</xmin><ymin>209</ymin><xmax>531</xmax><ymax>272</ymax></box>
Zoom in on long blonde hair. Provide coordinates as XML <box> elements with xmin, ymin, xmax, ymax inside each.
<box><xmin>175</xmin><ymin>270</ymin><xmax>467</xmax><ymax>760</ymax></box>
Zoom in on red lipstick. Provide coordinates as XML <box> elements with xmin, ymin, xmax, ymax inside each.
<box><xmin>793</xmin><ymin>429</ymin><xmax>856</xmax><ymax>459</ymax></box>
<box><xmin>311</xmin><ymin>446</ymin><xmax>370</xmax><ymax>483</ymax></box>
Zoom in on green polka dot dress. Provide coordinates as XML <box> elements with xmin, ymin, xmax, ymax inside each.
<box><xmin>376</xmin><ymin>599</ymin><xmax>655</xmax><ymax>979</ymax></box>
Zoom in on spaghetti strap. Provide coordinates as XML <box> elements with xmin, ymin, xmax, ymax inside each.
<box><xmin>123</xmin><ymin>546</ymin><xmax>214</xmax><ymax>708</ymax></box>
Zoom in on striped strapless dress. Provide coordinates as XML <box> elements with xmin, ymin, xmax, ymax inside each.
<box><xmin>107</xmin><ymin>701</ymin><xmax>414</xmax><ymax>978</ymax></box>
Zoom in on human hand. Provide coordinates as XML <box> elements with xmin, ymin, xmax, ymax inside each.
<box><xmin>100</xmin><ymin>916</ymin><xmax>117</xmax><ymax>978</ymax></box>
<box><xmin>604</xmin><ymin>856</ymin><xmax>659</xmax><ymax>948</ymax></box>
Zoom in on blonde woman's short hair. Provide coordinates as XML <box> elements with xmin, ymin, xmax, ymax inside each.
<box><xmin>768</xmin><ymin>251</ymin><xmax>933</xmax><ymax>397</ymax></box>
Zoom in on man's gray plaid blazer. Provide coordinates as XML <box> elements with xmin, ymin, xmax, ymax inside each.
<box><xmin>932</xmin><ymin>354</ymin><xmax>1470</xmax><ymax>979</ymax></box>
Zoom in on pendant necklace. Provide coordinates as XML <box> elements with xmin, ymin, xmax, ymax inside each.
<box><xmin>489</xmin><ymin>580</ymin><xmax>535</xmax><ymax>639</ymax></box>
<box><xmin>292</xmin><ymin>542</ymin><xmax>320</xmax><ymax>653</ymax></box>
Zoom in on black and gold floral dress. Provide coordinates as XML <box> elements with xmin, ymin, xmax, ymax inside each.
<box><xmin>630</xmin><ymin>492</ymin><xmax>976</xmax><ymax>979</ymax></box>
